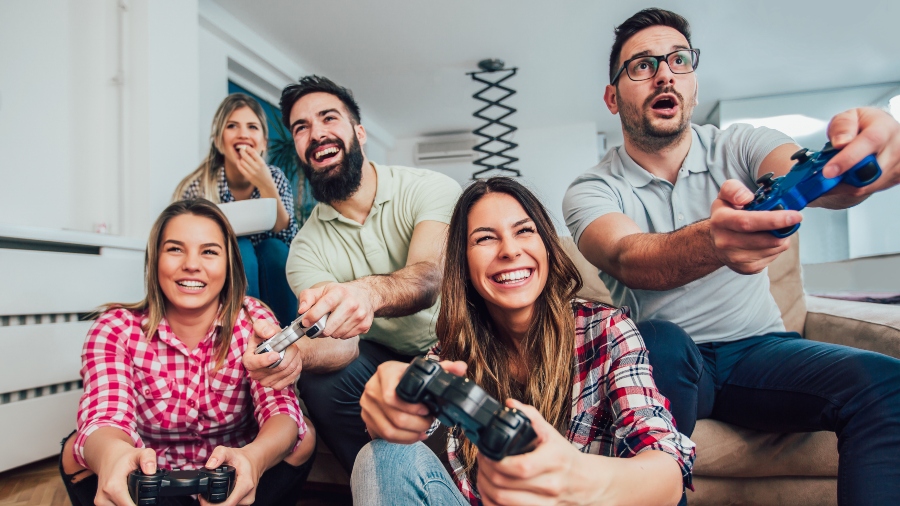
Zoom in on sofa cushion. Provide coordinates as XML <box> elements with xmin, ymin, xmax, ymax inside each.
<box><xmin>691</xmin><ymin>419</ymin><xmax>837</xmax><ymax>478</ymax></box>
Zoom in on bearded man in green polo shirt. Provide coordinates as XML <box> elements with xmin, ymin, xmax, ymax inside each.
<box><xmin>244</xmin><ymin>75</ymin><xmax>461</xmax><ymax>472</ymax></box>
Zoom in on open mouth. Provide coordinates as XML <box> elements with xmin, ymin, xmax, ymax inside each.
<box><xmin>491</xmin><ymin>268</ymin><xmax>533</xmax><ymax>285</ymax></box>
<box><xmin>313</xmin><ymin>144</ymin><xmax>341</xmax><ymax>163</ymax></box>
<box><xmin>651</xmin><ymin>96</ymin><xmax>677</xmax><ymax>111</ymax></box>
<box><xmin>176</xmin><ymin>280</ymin><xmax>206</xmax><ymax>291</ymax></box>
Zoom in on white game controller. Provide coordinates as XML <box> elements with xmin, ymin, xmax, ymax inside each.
<box><xmin>255</xmin><ymin>312</ymin><xmax>328</xmax><ymax>368</ymax></box>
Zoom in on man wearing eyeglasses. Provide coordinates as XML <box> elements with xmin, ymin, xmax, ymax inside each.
<box><xmin>564</xmin><ymin>8</ymin><xmax>900</xmax><ymax>505</ymax></box>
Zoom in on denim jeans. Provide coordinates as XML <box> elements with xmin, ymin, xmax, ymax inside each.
<box><xmin>237</xmin><ymin>236</ymin><xmax>297</xmax><ymax>326</ymax></box>
<box><xmin>298</xmin><ymin>340</ymin><xmax>416</xmax><ymax>473</ymax></box>
<box><xmin>638</xmin><ymin>319</ymin><xmax>900</xmax><ymax>505</ymax></box>
<box><xmin>351</xmin><ymin>440</ymin><xmax>468</xmax><ymax>506</ymax></box>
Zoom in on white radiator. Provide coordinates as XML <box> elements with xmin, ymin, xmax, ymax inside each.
<box><xmin>0</xmin><ymin>224</ymin><xmax>144</xmax><ymax>472</ymax></box>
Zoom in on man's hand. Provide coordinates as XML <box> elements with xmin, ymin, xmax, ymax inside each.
<box><xmin>476</xmin><ymin>400</ymin><xmax>599</xmax><ymax>506</ymax></box>
<box><xmin>201</xmin><ymin>446</ymin><xmax>263</xmax><ymax>506</ymax></box>
<box><xmin>360</xmin><ymin>360</ymin><xmax>466</xmax><ymax>443</ymax></box>
<box><xmin>709</xmin><ymin>180</ymin><xmax>802</xmax><ymax>275</ymax></box>
<box><xmin>94</xmin><ymin>446</ymin><xmax>157</xmax><ymax>506</ymax></box>
<box><xmin>297</xmin><ymin>282</ymin><xmax>378</xmax><ymax>340</ymax></box>
<box><xmin>822</xmin><ymin>107</ymin><xmax>900</xmax><ymax>199</ymax></box>
<box><xmin>242</xmin><ymin>319</ymin><xmax>303</xmax><ymax>390</ymax></box>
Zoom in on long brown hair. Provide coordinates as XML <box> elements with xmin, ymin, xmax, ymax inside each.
<box><xmin>99</xmin><ymin>199</ymin><xmax>248</xmax><ymax>370</ymax></box>
<box><xmin>173</xmin><ymin>93</ymin><xmax>269</xmax><ymax>202</ymax></box>
<box><xmin>437</xmin><ymin>177</ymin><xmax>583</xmax><ymax>478</ymax></box>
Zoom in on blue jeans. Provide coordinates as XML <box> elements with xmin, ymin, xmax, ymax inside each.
<box><xmin>237</xmin><ymin>237</ymin><xmax>297</xmax><ymax>326</ymax></box>
<box><xmin>638</xmin><ymin>320</ymin><xmax>900</xmax><ymax>506</ymax></box>
<box><xmin>298</xmin><ymin>340</ymin><xmax>416</xmax><ymax>473</ymax></box>
<box><xmin>352</xmin><ymin>440</ymin><xmax>468</xmax><ymax>505</ymax></box>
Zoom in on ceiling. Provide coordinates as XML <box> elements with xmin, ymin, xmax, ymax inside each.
<box><xmin>212</xmin><ymin>0</ymin><xmax>900</xmax><ymax>144</ymax></box>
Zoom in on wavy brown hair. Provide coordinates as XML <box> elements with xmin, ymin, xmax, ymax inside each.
<box><xmin>98</xmin><ymin>199</ymin><xmax>248</xmax><ymax>370</ymax></box>
<box><xmin>437</xmin><ymin>177</ymin><xmax>583</xmax><ymax>479</ymax></box>
<box><xmin>173</xmin><ymin>93</ymin><xmax>269</xmax><ymax>202</ymax></box>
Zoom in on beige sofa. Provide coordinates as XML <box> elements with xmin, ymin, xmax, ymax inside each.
<box><xmin>307</xmin><ymin>234</ymin><xmax>900</xmax><ymax>505</ymax></box>
<box><xmin>562</xmin><ymin>234</ymin><xmax>900</xmax><ymax>506</ymax></box>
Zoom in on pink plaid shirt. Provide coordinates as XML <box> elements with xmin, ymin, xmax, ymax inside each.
<box><xmin>438</xmin><ymin>301</ymin><xmax>696</xmax><ymax>505</ymax></box>
<box><xmin>73</xmin><ymin>297</ymin><xmax>306</xmax><ymax>470</ymax></box>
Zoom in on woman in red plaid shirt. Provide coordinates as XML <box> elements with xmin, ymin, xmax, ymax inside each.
<box><xmin>354</xmin><ymin>178</ymin><xmax>695</xmax><ymax>505</ymax></box>
<box><xmin>59</xmin><ymin>199</ymin><xmax>315</xmax><ymax>506</ymax></box>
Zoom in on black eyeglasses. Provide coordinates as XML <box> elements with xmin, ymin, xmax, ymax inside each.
<box><xmin>611</xmin><ymin>48</ymin><xmax>700</xmax><ymax>84</ymax></box>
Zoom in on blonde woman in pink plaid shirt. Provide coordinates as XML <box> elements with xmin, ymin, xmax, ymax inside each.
<box><xmin>59</xmin><ymin>199</ymin><xmax>316</xmax><ymax>506</ymax></box>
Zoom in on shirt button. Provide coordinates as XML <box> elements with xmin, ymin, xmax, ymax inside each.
<box><xmin>189</xmin><ymin>400</ymin><xmax>196</xmax><ymax>407</ymax></box>
<box><xmin>678</xmin><ymin>214</ymin><xmax>684</xmax><ymax>221</ymax></box>
<box><xmin>143</xmin><ymin>388</ymin><xmax>150</xmax><ymax>395</ymax></box>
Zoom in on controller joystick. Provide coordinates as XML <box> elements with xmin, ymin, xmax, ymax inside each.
<box><xmin>396</xmin><ymin>357</ymin><xmax>538</xmax><ymax>461</ymax></box>
<box><xmin>128</xmin><ymin>465</ymin><xmax>235</xmax><ymax>505</ymax></box>
<box><xmin>744</xmin><ymin>142</ymin><xmax>881</xmax><ymax>237</ymax></box>
<box><xmin>255</xmin><ymin>312</ymin><xmax>328</xmax><ymax>368</ymax></box>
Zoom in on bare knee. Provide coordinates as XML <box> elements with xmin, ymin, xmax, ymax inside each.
<box><xmin>61</xmin><ymin>433</ymin><xmax>94</xmax><ymax>484</ymax></box>
<box><xmin>284</xmin><ymin>416</ymin><xmax>316</xmax><ymax>467</ymax></box>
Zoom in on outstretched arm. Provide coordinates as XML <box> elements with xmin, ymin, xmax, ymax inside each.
<box><xmin>579</xmin><ymin>178</ymin><xmax>802</xmax><ymax>290</ymax></box>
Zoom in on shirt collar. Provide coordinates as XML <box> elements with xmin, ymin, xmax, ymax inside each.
<box><xmin>316</xmin><ymin>162</ymin><xmax>392</xmax><ymax>222</ymax></box>
<box><xmin>148</xmin><ymin>306</ymin><xmax>223</xmax><ymax>355</ymax></box>
<box><xmin>615</xmin><ymin>127</ymin><xmax>707</xmax><ymax>187</ymax></box>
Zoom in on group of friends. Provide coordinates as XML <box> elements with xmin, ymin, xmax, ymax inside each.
<box><xmin>57</xmin><ymin>8</ymin><xmax>900</xmax><ymax>506</ymax></box>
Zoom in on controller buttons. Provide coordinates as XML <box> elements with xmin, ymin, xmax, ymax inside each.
<box><xmin>790</xmin><ymin>148</ymin><xmax>811</xmax><ymax>164</ymax></box>
<box><xmin>821</xmin><ymin>142</ymin><xmax>836</xmax><ymax>153</ymax></box>
<box><xmin>772</xmin><ymin>204</ymin><xmax>785</xmax><ymax>211</ymax></box>
<box><xmin>397</xmin><ymin>376</ymin><xmax>425</xmax><ymax>400</ymax></box>
<box><xmin>755</xmin><ymin>172</ymin><xmax>775</xmax><ymax>188</ymax></box>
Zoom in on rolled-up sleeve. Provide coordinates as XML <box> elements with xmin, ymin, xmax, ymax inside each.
<box><xmin>601</xmin><ymin>310</ymin><xmax>696</xmax><ymax>489</ymax></box>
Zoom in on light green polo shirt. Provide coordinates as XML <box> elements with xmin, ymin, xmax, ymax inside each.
<box><xmin>286</xmin><ymin>163</ymin><xmax>462</xmax><ymax>355</ymax></box>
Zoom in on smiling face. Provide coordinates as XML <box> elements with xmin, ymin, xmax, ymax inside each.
<box><xmin>605</xmin><ymin>25</ymin><xmax>698</xmax><ymax>151</ymax></box>
<box><xmin>219</xmin><ymin>106</ymin><xmax>266</xmax><ymax>168</ymax></box>
<box><xmin>289</xmin><ymin>92</ymin><xmax>367</xmax><ymax>203</ymax></box>
<box><xmin>157</xmin><ymin>214</ymin><xmax>227</xmax><ymax>317</ymax></box>
<box><xmin>466</xmin><ymin>192</ymin><xmax>549</xmax><ymax>319</ymax></box>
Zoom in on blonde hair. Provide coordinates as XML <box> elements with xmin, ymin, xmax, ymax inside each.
<box><xmin>173</xmin><ymin>94</ymin><xmax>269</xmax><ymax>202</ymax></box>
<box><xmin>98</xmin><ymin>199</ymin><xmax>248</xmax><ymax>370</ymax></box>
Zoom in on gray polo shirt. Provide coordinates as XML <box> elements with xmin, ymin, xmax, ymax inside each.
<box><xmin>563</xmin><ymin>123</ymin><xmax>795</xmax><ymax>344</ymax></box>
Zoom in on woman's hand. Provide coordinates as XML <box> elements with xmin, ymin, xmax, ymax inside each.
<box><xmin>93</xmin><ymin>446</ymin><xmax>157</xmax><ymax>506</ymax></box>
<box><xmin>360</xmin><ymin>359</ymin><xmax>467</xmax><ymax>443</ymax></box>
<box><xmin>242</xmin><ymin>319</ymin><xmax>303</xmax><ymax>390</ymax></box>
<box><xmin>476</xmin><ymin>399</ymin><xmax>600</xmax><ymax>506</ymax></box>
<box><xmin>201</xmin><ymin>446</ymin><xmax>263</xmax><ymax>506</ymax></box>
<box><xmin>235</xmin><ymin>147</ymin><xmax>276</xmax><ymax>194</ymax></box>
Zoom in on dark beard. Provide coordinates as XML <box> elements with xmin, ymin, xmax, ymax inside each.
<box><xmin>619</xmin><ymin>87</ymin><xmax>692</xmax><ymax>153</ymax></box>
<box><xmin>298</xmin><ymin>134</ymin><xmax>365</xmax><ymax>204</ymax></box>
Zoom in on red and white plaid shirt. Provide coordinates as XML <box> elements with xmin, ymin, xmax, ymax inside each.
<box><xmin>73</xmin><ymin>297</ymin><xmax>306</xmax><ymax>470</ymax></box>
<box><xmin>437</xmin><ymin>301</ymin><xmax>696</xmax><ymax>505</ymax></box>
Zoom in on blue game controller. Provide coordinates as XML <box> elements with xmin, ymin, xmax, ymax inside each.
<box><xmin>744</xmin><ymin>142</ymin><xmax>881</xmax><ymax>237</ymax></box>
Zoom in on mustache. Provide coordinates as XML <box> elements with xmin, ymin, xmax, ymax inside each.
<box><xmin>644</xmin><ymin>86</ymin><xmax>684</xmax><ymax>107</ymax></box>
<box><xmin>305</xmin><ymin>138</ymin><xmax>345</xmax><ymax>162</ymax></box>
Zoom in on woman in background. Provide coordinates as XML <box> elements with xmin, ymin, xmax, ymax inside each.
<box><xmin>59</xmin><ymin>199</ymin><xmax>315</xmax><ymax>506</ymax></box>
<box><xmin>174</xmin><ymin>93</ymin><xmax>298</xmax><ymax>325</ymax></box>
<box><xmin>354</xmin><ymin>178</ymin><xmax>694</xmax><ymax>505</ymax></box>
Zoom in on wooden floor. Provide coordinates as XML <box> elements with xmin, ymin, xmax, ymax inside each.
<box><xmin>0</xmin><ymin>458</ymin><xmax>351</xmax><ymax>506</ymax></box>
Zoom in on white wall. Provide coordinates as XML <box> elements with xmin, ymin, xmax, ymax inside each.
<box><xmin>388</xmin><ymin>122</ymin><xmax>599</xmax><ymax>234</ymax></box>
<box><xmin>0</xmin><ymin>0</ymin><xmax>199</xmax><ymax>239</ymax></box>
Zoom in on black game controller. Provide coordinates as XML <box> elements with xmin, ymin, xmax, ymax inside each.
<box><xmin>128</xmin><ymin>465</ymin><xmax>235</xmax><ymax>505</ymax></box>
<box><xmin>396</xmin><ymin>357</ymin><xmax>538</xmax><ymax>461</ymax></box>
<box><xmin>254</xmin><ymin>312</ymin><xmax>328</xmax><ymax>368</ymax></box>
<box><xmin>743</xmin><ymin>142</ymin><xmax>881</xmax><ymax>237</ymax></box>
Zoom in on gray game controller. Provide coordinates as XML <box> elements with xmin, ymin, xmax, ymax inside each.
<box><xmin>254</xmin><ymin>312</ymin><xmax>327</xmax><ymax>368</ymax></box>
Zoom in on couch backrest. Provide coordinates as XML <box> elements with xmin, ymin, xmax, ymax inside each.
<box><xmin>561</xmin><ymin>234</ymin><xmax>807</xmax><ymax>336</ymax></box>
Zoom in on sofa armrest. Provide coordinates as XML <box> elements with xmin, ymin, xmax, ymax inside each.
<box><xmin>805</xmin><ymin>295</ymin><xmax>900</xmax><ymax>359</ymax></box>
